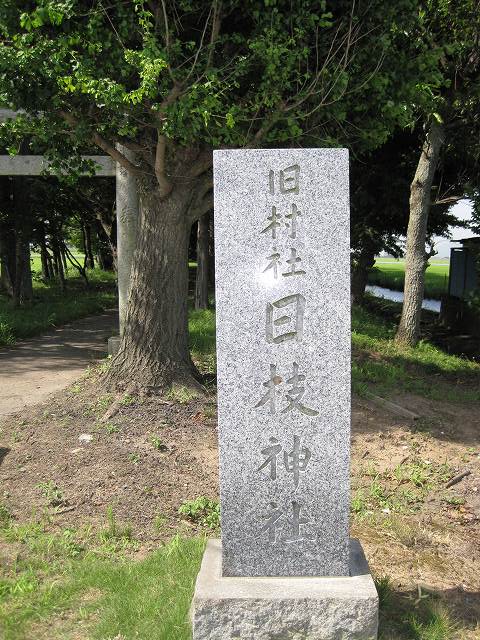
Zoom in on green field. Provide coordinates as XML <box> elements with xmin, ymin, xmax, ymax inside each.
<box><xmin>368</xmin><ymin>258</ymin><xmax>449</xmax><ymax>299</ymax></box>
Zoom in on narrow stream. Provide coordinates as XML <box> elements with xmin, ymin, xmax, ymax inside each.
<box><xmin>365</xmin><ymin>285</ymin><xmax>441</xmax><ymax>313</ymax></box>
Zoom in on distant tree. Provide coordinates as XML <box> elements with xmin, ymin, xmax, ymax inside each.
<box><xmin>396</xmin><ymin>0</ymin><xmax>480</xmax><ymax>346</ymax></box>
<box><xmin>351</xmin><ymin>130</ymin><xmax>467</xmax><ymax>304</ymax></box>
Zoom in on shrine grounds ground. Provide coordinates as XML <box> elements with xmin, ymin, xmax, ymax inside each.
<box><xmin>1</xmin><ymin>299</ymin><xmax>480</xmax><ymax>639</ymax></box>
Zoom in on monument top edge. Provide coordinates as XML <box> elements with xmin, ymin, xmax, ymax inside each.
<box><xmin>213</xmin><ymin>147</ymin><xmax>348</xmax><ymax>156</ymax></box>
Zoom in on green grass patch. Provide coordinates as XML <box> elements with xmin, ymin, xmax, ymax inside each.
<box><xmin>368</xmin><ymin>259</ymin><xmax>449</xmax><ymax>299</ymax></box>
<box><xmin>376</xmin><ymin>576</ymin><xmax>460</xmax><ymax>639</ymax></box>
<box><xmin>0</xmin><ymin>267</ymin><xmax>117</xmax><ymax>345</ymax></box>
<box><xmin>351</xmin><ymin>304</ymin><xmax>480</xmax><ymax>402</ymax></box>
<box><xmin>0</xmin><ymin>509</ymin><xmax>205</xmax><ymax>640</ymax></box>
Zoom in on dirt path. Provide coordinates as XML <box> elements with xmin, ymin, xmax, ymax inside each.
<box><xmin>0</xmin><ymin>309</ymin><xmax>118</xmax><ymax>417</ymax></box>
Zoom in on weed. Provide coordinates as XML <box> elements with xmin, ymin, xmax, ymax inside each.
<box><xmin>150</xmin><ymin>435</ymin><xmax>167</xmax><ymax>451</ymax></box>
<box><xmin>96</xmin><ymin>394</ymin><xmax>113</xmax><ymax>411</ymax></box>
<box><xmin>165</xmin><ymin>385</ymin><xmax>198</xmax><ymax>404</ymax></box>
<box><xmin>102</xmin><ymin>422</ymin><xmax>119</xmax><ymax>434</ymax></box>
<box><xmin>385</xmin><ymin>518</ymin><xmax>434</xmax><ymax>548</ymax></box>
<box><xmin>98</xmin><ymin>507</ymin><xmax>135</xmax><ymax>553</ymax></box>
<box><xmin>351</xmin><ymin>491</ymin><xmax>367</xmax><ymax>516</ymax></box>
<box><xmin>121</xmin><ymin>394</ymin><xmax>136</xmax><ymax>406</ymax></box>
<box><xmin>128</xmin><ymin>452</ymin><xmax>140</xmax><ymax>464</ymax></box>
<box><xmin>36</xmin><ymin>481</ymin><xmax>64</xmax><ymax>507</ymax></box>
<box><xmin>0</xmin><ymin>503</ymin><xmax>11</xmax><ymax>527</ymax></box>
<box><xmin>203</xmin><ymin>403</ymin><xmax>217</xmax><ymax>419</ymax></box>
<box><xmin>153</xmin><ymin>515</ymin><xmax>167</xmax><ymax>532</ymax></box>
<box><xmin>442</xmin><ymin>495</ymin><xmax>466</xmax><ymax>506</ymax></box>
<box><xmin>406</xmin><ymin>599</ymin><xmax>457</xmax><ymax>639</ymax></box>
<box><xmin>178</xmin><ymin>496</ymin><xmax>220</xmax><ymax>531</ymax></box>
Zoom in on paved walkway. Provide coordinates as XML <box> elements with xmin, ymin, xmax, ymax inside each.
<box><xmin>0</xmin><ymin>309</ymin><xmax>118</xmax><ymax>416</ymax></box>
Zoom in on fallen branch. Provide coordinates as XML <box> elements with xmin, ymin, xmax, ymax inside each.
<box><xmin>445</xmin><ymin>470</ymin><xmax>471</xmax><ymax>489</ymax></box>
<box><xmin>369</xmin><ymin>395</ymin><xmax>420</xmax><ymax>421</ymax></box>
<box><xmin>100</xmin><ymin>386</ymin><xmax>136</xmax><ymax>422</ymax></box>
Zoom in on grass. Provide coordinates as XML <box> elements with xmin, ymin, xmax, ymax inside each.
<box><xmin>351</xmin><ymin>303</ymin><xmax>480</xmax><ymax>402</ymax></box>
<box><xmin>0</xmin><ymin>506</ymin><xmax>205</xmax><ymax>640</ymax></box>
<box><xmin>0</xmin><ymin>258</ymin><xmax>117</xmax><ymax>345</ymax></box>
<box><xmin>0</xmin><ymin>503</ymin><xmax>471</xmax><ymax>639</ymax></box>
<box><xmin>376</xmin><ymin>576</ymin><xmax>460</xmax><ymax>640</ymax></box>
<box><xmin>368</xmin><ymin>258</ymin><xmax>449</xmax><ymax>299</ymax></box>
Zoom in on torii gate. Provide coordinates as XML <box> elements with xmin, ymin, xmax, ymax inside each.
<box><xmin>0</xmin><ymin>109</ymin><xmax>138</xmax><ymax>341</ymax></box>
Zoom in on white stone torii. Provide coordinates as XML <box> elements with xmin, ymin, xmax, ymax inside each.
<box><xmin>0</xmin><ymin>110</ymin><xmax>139</xmax><ymax>338</ymax></box>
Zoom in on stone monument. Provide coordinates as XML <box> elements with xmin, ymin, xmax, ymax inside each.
<box><xmin>192</xmin><ymin>149</ymin><xmax>378</xmax><ymax>639</ymax></box>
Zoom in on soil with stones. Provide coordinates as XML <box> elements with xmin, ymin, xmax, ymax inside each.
<box><xmin>0</xmin><ymin>365</ymin><xmax>479</xmax><ymax>635</ymax></box>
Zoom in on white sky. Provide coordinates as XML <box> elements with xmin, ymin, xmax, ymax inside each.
<box><xmin>380</xmin><ymin>199</ymin><xmax>474</xmax><ymax>259</ymax></box>
<box><xmin>432</xmin><ymin>199</ymin><xmax>474</xmax><ymax>258</ymax></box>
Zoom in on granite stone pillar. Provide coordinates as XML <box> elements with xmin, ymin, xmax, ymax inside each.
<box><xmin>191</xmin><ymin>149</ymin><xmax>378</xmax><ymax>639</ymax></box>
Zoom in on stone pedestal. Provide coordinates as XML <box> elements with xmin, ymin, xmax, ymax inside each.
<box><xmin>192</xmin><ymin>539</ymin><xmax>378</xmax><ymax>640</ymax></box>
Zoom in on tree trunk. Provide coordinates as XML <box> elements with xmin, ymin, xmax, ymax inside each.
<box><xmin>40</xmin><ymin>238</ymin><xmax>51</xmax><ymax>281</ymax></box>
<box><xmin>0</xmin><ymin>228</ymin><xmax>15</xmax><ymax>296</ymax></box>
<box><xmin>108</xmin><ymin>182</ymin><xmax>198</xmax><ymax>389</ymax></box>
<box><xmin>396</xmin><ymin>120</ymin><xmax>445</xmax><ymax>346</ymax></box>
<box><xmin>194</xmin><ymin>212</ymin><xmax>210</xmax><ymax>310</ymax></box>
<box><xmin>84</xmin><ymin>223</ymin><xmax>95</xmax><ymax>269</ymax></box>
<box><xmin>351</xmin><ymin>243</ymin><xmax>376</xmax><ymax>304</ymax></box>
<box><xmin>12</xmin><ymin>177</ymin><xmax>33</xmax><ymax>306</ymax></box>
<box><xmin>52</xmin><ymin>240</ymin><xmax>66</xmax><ymax>291</ymax></box>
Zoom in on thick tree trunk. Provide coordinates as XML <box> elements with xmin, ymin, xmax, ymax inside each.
<box><xmin>351</xmin><ymin>243</ymin><xmax>376</xmax><ymax>304</ymax></box>
<box><xmin>396</xmin><ymin>120</ymin><xmax>445</xmax><ymax>346</ymax></box>
<box><xmin>194</xmin><ymin>212</ymin><xmax>210</xmax><ymax>310</ymax></box>
<box><xmin>108</xmin><ymin>182</ymin><xmax>197</xmax><ymax>389</ymax></box>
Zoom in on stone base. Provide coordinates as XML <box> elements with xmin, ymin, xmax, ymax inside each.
<box><xmin>107</xmin><ymin>336</ymin><xmax>121</xmax><ymax>356</ymax></box>
<box><xmin>191</xmin><ymin>539</ymin><xmax>378</xmax><ymax>640</ymax></box>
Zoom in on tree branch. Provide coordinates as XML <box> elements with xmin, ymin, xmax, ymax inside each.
<box><xmin>59</xmin><ymin>110</ymin><xmax>143</xmax><ymax>176</ymax></box>
<box><xmin>154</xmin><ymin>133</ymin><xmax>173</xmax><ymax>196</ymax></box>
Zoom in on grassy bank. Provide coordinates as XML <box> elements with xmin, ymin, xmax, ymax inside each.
<box><xmin>0</xmin><ymin>267</ymin><xmax>117</xmax><ymax>346</ymax></box>
<box><xmin>368</xmin><ymin>259</ymin><xmax>449</xmax><ymax>299</ymax></box>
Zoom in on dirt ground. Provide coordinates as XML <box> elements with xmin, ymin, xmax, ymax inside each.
<box><xmin>0</xmin><ymin>365</ymin><xmax>479</xmax><ymax>634</ymax></box>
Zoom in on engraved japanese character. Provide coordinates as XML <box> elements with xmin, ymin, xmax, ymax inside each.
<box><xmin>284</xmin><ymin>501</ymin><xmax>315</xmax><ymax>543</ymax></box>
<box><xmin>266</xmin><ymin>294</ymin><xmax>305</xmax><ymax>344</ymax></box>
<box><xmin>261</xmin><ymin>206</ymin><xmax>282</xmax><ymax>239</ymax></box>
<box><xmin>269</xmin><ymin>164</ymin><xmax>300</xmax><ymax>195</ymax></box>
<box><xmin>260</xmin><ymin>501</ymin><xmax>284</xmax><ymax>544</ymax></box>
<box><xmin>285</xmin><ymin>203</ymin><xmax>301</xmax><ymax>239</ymax></box>
<box><xmin>257</xmin><ymin>436</ymin><xmax>282</xmax><ymax>479</ymax></box>
<box><xmin>284</xmin><ymin>436</ymin><xmax>312</xmax><ymax>488</ymax></box>
<box><xmin>263</xmin><ymin>248</ymin><xmax>281</xmax><ymax>279</ymax></box>
<box><xmin>282</xmin><ymin>362</ymin><xmax>319</xmax><ymax>416</ymax></box>
<box><xmin>254</xmin><ymin>364</ymin><xmax>282</xmax><ymax>414</ymax></box>
<box><xmin>282</xmin><ymin>248</ymin><xmax>305</xmax><ymax>278</ymax></box>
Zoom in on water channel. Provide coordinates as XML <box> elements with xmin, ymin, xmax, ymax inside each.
<box><xmin>365</xmin><ymin>285</ymin><xmax>441</xmax><ymax>313</ymax></box>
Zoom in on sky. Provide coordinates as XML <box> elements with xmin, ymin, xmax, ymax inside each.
<box><xmin>381</xmin><ymin>199</ymin><xmax>475</xmax><ymax>259</ymax></box>
<box><xmin>432</xmin><ymin>199</ymin><xmax>474</xmax><ymax>258</ymax></box>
